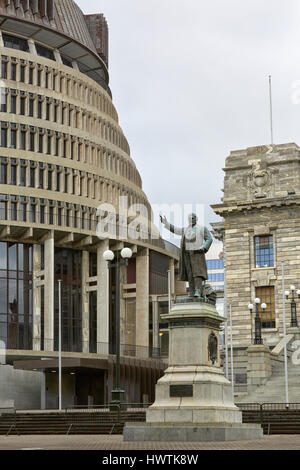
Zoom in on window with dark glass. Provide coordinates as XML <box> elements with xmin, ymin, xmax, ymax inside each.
<box><xmin>40</xmin><ymin>204</ymin><xmax>45</xmax><ymax>224</ymax></box>
<box><xmin>56</xmin><ymin>170</ymin><xmax>60</xmax><ymax>191</ymax></box>
<box><xmin>29</xmin><ymin>203</ymin><xmax>36</xmax><ymax>223</ymax></box>
<box><xmin>30</xmin><ymin>166</ymin><xmax>35</xmax><ymax>188</ymax></box>
<box><xmin>0</xmin><ymin>159</ymin><xmax>7</xmax><ymax>184</ymax></box>
<box><xmin>0</xmin><ymin>88</ymin><xmax>7</xmax><ymax>112</ymax></box>
<box><xmin>39</xmin><ymin>167</ymin><xmax>44</xmax><ymax>188</ymax></box>
<box><xmin>3</xmin><ymin>34</ymin><xmax>29</xmax><ymax>52</ymax></box>
<box><xmin>36</xmin><ymin>44</ymin><xmax>55</xmax><ymax>61</ymax></box>
<box><xmin>255</xmin><ymin>286</ymin><xmax>276</xmax><ymax>329</ymax></box>
<box><xmin>20</xmin><ymin>130</ymin><xmax>26</xmax><ymax>150</ymax></box>
<box><xmin>10</xmin><ymin>200</ymin><xmax>17</xmax><ymax>221</ymax></box>
<box><xmin>254</xmin><ymin>235</ymin><xmax>274</xmax><ymax>268</ymax></box>
<box><xmin>29</xmin><ymin>67</ymin><xmax>33</xmax><ymax>85</ymax></box>
<box><xmin>29</xmin><ymin>98</ymin><xmax>34</xmax><ymax>117</ymax></box>
<box><xmin>10</xmin><ymin>61</ymin><xmax>17</xmax><ymax>80</ymax></box>
<box><xmin>29</xmin><ymin>131</ymin><xmax>35</xmax><ymax>152</ymax></box>
<box><xmin>55</xmin><ymin>136</ymin><xmax>59</xmax><ymax>156</ymax></box>
<box><xmin>20</xmin><ymin>165</ymin><xmax>26</xmax><ymax>187</ymax></box>
<box><xmin>46</xmin><ymin>103</ymin><xmax>50</xmax><ymax>121</ymax></box>
<box><xmin>61</xmin><ymin>55</ymin><xmax>73</xmax><ymax>68</ymax></box>
<box><xmin>47</xmin><ymin>167</ymin><xmax>52</xmax><ymax>190</ymax></box>
<box><xmin>0</xmin><ymin>200</ymin><xmax>7</xmax><ymax>220</ymax></box>
<box><xmin>38</xmin><ymin>134</ymin><xmax>43</xmax><ymax>153</ymax></box>
<box><xmin>10</xmin><ymin>162</ymin><xmax>16</xmax><ymax>185</ymax></box>
<box><xmin>54</xmin><ymin>249</ymin><xmax>82</xmax><ymax>353</ymax></box>
<box><xmin>20</xmin><ymin>200</ymin><xmax>27</xmax><ymax>221</ymax></box>
<box><xmin>10</xmin><ymin>129</ymin><xmax>17</xmax><ymax>149</ymax></box>
<box><xmin>20</xmin><ymin>65</ymin><xmax>25</xmax><ymax>83</ymax></box>
<box><xmin>20</xmin><ymin>97</ymin><xmax>26</xmax><ymax>116</ymax></box>
<box><xmin>38</xmin><ymin>100</ymin><xmax>43</xmax><ymax>119</ymax></box>
<box><xmin>0</xmin><ymin>242</ymin><xmax>33</xmax><ymax>350</ymax></box>
<box><xmin>49</xmin><ymin>206</ymin><xmax>54</xmax><ymax>224</ymax></box>
<box><xmin>1</xmin><ymin>59</ymin><xmax>7</xmax><ymax>79</ymax></box>
<box><xmin>37</xmin><ymin>69</ymin><xmax>41</xmax><ymax>87</ymax></box>
<box><xmin>47</xmin><ymin>135</ymin><xmax>52</xmax><ymax>155</ymax></box>
<box><xmin>1</xmin><ymin>126</ymin><xmax>7</xmax><ymax>148</ymax></box>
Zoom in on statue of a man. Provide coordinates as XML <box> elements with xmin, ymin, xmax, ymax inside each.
<box><xmin>160</xmin><ymin>213</ymin><xmax>213</xmax><ymax>298</ymax></box>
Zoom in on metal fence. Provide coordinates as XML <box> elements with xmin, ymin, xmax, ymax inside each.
<box><xmin>0</xmin><ymin>407</ymin><xmax>18</xmax><ymax>436</ymax></box>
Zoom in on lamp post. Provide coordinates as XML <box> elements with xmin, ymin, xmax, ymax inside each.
<box><xmin>103</xmin><ymin>247</ymin><xmax>133</xmax><ymax>410</ymax></box>
<box><xmin>248</xmin><ymin>298</ymin><xmax>267</xmax><ymax>345</ymax></box>
<box><xmin>284</xmin><ymin>285</ymin><xmax>300</xmax><ymax>328</ymax></box>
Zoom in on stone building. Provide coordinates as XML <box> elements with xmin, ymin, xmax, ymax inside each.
<box><xmin>212</xmin><ymin>143</ymin><xmax>300</xmax><ymax>396</ymax></box>
<box><xmin>0</xmin><ymin>0</ymin><xmax>185</xmax><ymax>409</ymax></box>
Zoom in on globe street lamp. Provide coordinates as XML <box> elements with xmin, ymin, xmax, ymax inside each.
<box><xmin>103</xmin><ymin>247</ymin><xmax>133</xmax><ymax>410</ymax></box>
<box><xmin>285</xmin><ymin>285</ymin><xmax>300</xmax><ymax>328</ymax></box>
<box><xmin>248</xmin><ymin>298</ymin><xmax>267</xmax><ymax>345</ymax></box>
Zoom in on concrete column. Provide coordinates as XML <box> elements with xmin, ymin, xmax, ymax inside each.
<box><xmin>44</xmin><ymin>232</ymin><xmax>54</xmax><ymax>351</ymax></box>
<box><xmin>82</xmin><ymin>251</ymin><xmax>89</xmax><ymax>353</ymax></box>
<box><xmin>152</xmin><ymin>296</ymin><xmax>159</xmax><ymax>350</ymax></box>
<box><xmin>97</xmin><ymin>240</ymin><xmax>110</xmax><ymax>355</ymax></box>
<box><xmin>41</xmin><ymin>371</ymin><xmax>46</xmax><ymax>410</ymax></box>
<box><xmin>136</xmin><ymin>248</ymin><xmax>149</xmax><ymax>356</ymax></box>
<box><xmin>32</xmin><ymin>244</ymin><xmax>41</xmax><ymax>351</ymax></box>
<box><xmin>247</xmin><ymin>344</ymin><xmax>272</xmax><ymax>392</ymax></box>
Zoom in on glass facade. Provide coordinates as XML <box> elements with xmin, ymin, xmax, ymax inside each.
<box><xmin>0</xmin><ymin>242</ymin><xmax>33</xmax><ymax>350</ymax></box>
<box><xmin>255</xmin><ymin>235</ymin><xmax>274</xmax><ymax>268</ymax></box>
<box><xmin>207</xmin><ymin>259</ymin><xmax>224</xmax><ymax>270</ymax></box>
<box><xmin>54</xmin><ymin>248</ymin><xmax>82</xmax><ymax>352</ymax></box>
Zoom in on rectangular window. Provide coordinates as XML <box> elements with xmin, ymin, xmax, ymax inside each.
<box><xmin>255</xmin><ymin>286</ymin><xmax>276</xmax><ymax>329</ymax></box>
<box><xmin>29</xmin><ymin>98</ymin><xmax>34</xmax><ymax>117</ymax></box>
<box><xmin>30</xmin><ymin>167</ymin><xmax>35</xmax><ymax>188</ymax></box>
<box><xmin>10</xmin><ymin>129</ymin><xmax>17</xmax><ymax>149</ymax></box>
<box><xmin>36</xmin><ymin>44</ymin><xmax>55</xmax><ymax>61</ymax></box>
<box><xmin>38</xmin><ymin>134</ymin><xmax>43</xmax><ymax>153</ymax></box>
<box><xmin>1</xmin><ymin>61</ymin><xmax>7</xmax><ymax>79</ymax></box>
<box><xmin>11</xmin><ymin>201</ymin><xmax>17</xmax><ymax>221</ymax></box>
<box><xmin>10</xmin><ymin>164</ymin><xmax>16</xmax><ymax>185</ymax></box>
<box><xmin>20</xmin><ymin>97</ymin><xmax>26</xmax><ymax>115</ymax></box>
<box><xmin>0</xmin><ymin>201</ymin><xmax>7</xmax><ymax>220</ymax></box>
<box><xmin>10</xmin><ymin>63</ymin><xmax>17</xmax><ymax>81</ymax></box>
<box><xmin>20</xmin><ymin>65</ymin><xmax>25</xmax><ymax>83</ymax></box>
<box><xmin>254</xmin><ymin>235</ymin><xmax>274</xmax><ymax>268</ymax></box>
<box><xmin>29</xmin><ymin>132</ymin><xmax>35</xmax><ymax>151</ymax></box>
<box><xmin>38</xmin><ymin>101</ymin><xmax>43</xmax><ymax>119</ymax></box>
<box><xmin>29</xmin><ymin>67</ymin><xmax>33</xmax><ymax>85</ymax></box>
<box><xmin>20</xmin><ymin>130</ymin><xmax>26</xmax><ymax>150</ymax></box>
<box><xmin>3</xmin><ymin>34</ymin><xmax>29</xmax><ymax>52</ymax></box>
<box><xmin>20</xmin><ymin>166</ymin><xmax>26</xmax><ymax>187</ymax></box>
<box><xmin>1</xmin><ymin>128</ymin><xmax>7</xmax><ymax>147</ymax></box>
<box><xmin>39</xmin><ymin>169</ymin><xmax>44</xmax><ymax>189</ymax></box>
<box><xmin>0</xmin><ymin>162</ymin><xmax>7</xmax><ymax>184</ymax></box>
<box><xmin>20</xmin><ymin>202</ymin><xmax>27</xmax><ymax>222</ymax></box>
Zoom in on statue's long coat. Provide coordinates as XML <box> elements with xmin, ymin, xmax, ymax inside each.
<box><xmin>170</xmin><ymin>224</ymin><xmax>213</xmax><ymax>281</ymax></box>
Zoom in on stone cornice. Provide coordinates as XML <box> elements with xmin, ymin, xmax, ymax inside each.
<box><xmin>211</xmin><ymin>196</ymin><xmax>300</xmax><ymax>215</ymax></box>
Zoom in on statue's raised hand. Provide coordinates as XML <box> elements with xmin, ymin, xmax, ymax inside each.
<box><xmin>160</xmin><ymin>214</ymin><xmax>168</xmax><ymax>226</ymax></box>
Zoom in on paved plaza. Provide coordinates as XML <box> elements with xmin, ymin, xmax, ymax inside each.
<box><xmin>0</xmin><ymin>434</ymin><xmax>299</xmax><ymax>451</ymax></box>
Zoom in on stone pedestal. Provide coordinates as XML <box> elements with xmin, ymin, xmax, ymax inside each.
<box><xmin>247</xmin><ymin>344</ymin><xmax>272</xmax><ymax>391</ymax></box>
<box><xmin>123</xmin><ymin>300</ymin><xmax>263</xmax><ymax>442</ymax></box>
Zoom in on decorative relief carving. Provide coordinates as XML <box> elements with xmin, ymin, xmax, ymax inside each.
<box><xmin>247</xmin><ymin>160</ymin><xmax>275</xmax><ymax>200</ymax></box>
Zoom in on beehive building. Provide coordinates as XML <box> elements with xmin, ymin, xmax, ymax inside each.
<box><xmin>0</xmin><ymin>0</ymin><xmax>184</xmax><ymax>408</ymax></box>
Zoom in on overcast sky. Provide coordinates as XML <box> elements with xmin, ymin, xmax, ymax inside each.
<box><xmin>77</xmin><ymin>0</ymin><xmax>300</xmax><ymax>231</ymax></box>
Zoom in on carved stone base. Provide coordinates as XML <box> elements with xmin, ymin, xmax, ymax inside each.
<box><xmin>123</xmin><ymin>300</ymin><xmax>263</xmax><ymax>442</ymax></box>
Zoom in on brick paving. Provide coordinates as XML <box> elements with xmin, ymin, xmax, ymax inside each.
<box><xmin>0</xmin><ymin>434</ymin><xmax>299</xmax><ymax>450</ymax></box>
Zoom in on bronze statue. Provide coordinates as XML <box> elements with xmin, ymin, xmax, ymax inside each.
<box><xmin>160</xmin><ymin>213</ymin><xmax>213</xmax><ymax>298</ymax></box>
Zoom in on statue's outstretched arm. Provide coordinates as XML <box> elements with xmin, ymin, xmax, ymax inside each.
<box><xmin>160</xmin><ymin>215</ymin><xmax>183</xmax><ymax>236</ymax></box>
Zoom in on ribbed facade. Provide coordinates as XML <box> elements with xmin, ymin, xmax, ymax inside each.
<box><xmin>0</xmin><ymin>0</ymin><xmax>182</xmax><ymax>409</ymax></box>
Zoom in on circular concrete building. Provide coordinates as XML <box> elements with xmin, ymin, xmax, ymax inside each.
<box><xmin>0</xmin><ymin>0</ymin><xmax>183</xmax><ymax>409</ymax></box>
